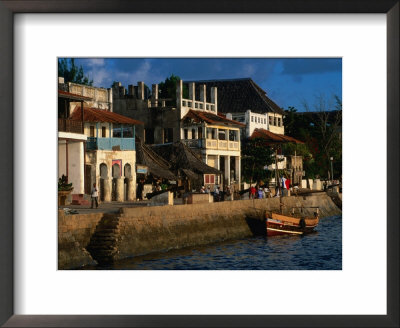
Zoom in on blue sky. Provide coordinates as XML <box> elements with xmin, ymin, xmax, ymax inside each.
<box><xmin>72</xmin><ymin>58</ymin><xmax>342</xmax><ymax>111</ymax></box>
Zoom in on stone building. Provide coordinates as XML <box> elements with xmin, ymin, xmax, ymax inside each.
<box><xmin>184</xmin><ymin>78</ymin><xmax>285</xmax><ymax>138</ymax></box>
<box><xmin>69</xmin><ymin>106</ymin><xmax>143</xmax><ymax>202</ymax></box>
<box><xmin>58</xmin><ymin>78</ymin><xmax>142</xmax><ymax>203</ymax></box>
<box><xmin>112</xmin><ymin>80</ymin><xmax>244</xmax><ymax>190</ymax></box>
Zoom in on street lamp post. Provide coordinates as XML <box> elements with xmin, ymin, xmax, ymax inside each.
<box><xmin>330</xmin><ymin>157</ymin><xmax>334</xmax><ymax>183</ymax></box>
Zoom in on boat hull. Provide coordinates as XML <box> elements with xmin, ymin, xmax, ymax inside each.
<box><xmin>266</xmin><ymin>213</ymin><xmax>319</xmax><ymax>236</ymax></box>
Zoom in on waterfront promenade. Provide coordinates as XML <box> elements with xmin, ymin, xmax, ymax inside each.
<box><xmin>58</xmin><ymin>193</ymin><xmax>342</xmax><ymax>269</ymax></box>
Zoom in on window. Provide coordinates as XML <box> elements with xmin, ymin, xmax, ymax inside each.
<box><xmin>229</xmin><ymin>130</ymin><xmax>238</xmax><ymax>141</ymax></box>
<box><xmin>101</xmin><ymin>126</ymin><xmax>106</xmax><ymax>137</ymax></box>
<box><xmin>251</xmin><ymin>116</ymin><xmax>254</xmax><ymax>122</ymax></box>
<box><xmin>184</xmin><ymin>129</ymin><xmax>188</xmax><ymax>139</ymax></box>
<box><xmin>218</xmin><ymin>129</ymin><xmax>226</xmax><ymax>140</ymax></box>
<box><xmin>123</xmin><ymin>126</ymin><xmax>134</xmax><ymax>138</ymax></box>
<box><xmin>258</xmin><ymin>117</ymin><xmax>260</xmax><ymax>123</ymax></box>
<box><xmin>204</xmin><ymin>174</ymin><xmax>215</xmax><ymax>184</ymax></box>
<box><xmin>274</xmin><ymin>117</ymin><xmax>277</xmax><ymax>126</ymax></box>
<box><xmin>113</xmin><ymin>124</ymin><xmax>121</xmax><ymax>137</ymax></box>
<box><xmin>207</xmin><ymin>128</ymin><xmax>217</xmax><ymax>139</ymax></box>
<box><xmin>278</xmin><ymin>118</ymin><xmax>281</xmax><ymax>127</ymax></box>
<box><xmin>269</xmin><ymin>117</ymin><xmax>273</xmax><ymax>125</ymax></box>
<box><xmin>191</xmin><ymin>128</ymin><xmax>196</xmax><ymax>139</ymax></box>
<box><xmin>198</xmin><ymin>127</ymin><xmax>203</xmax><ymax>139</ymax></box>
<box><xmin>264</xmin><ymin>118</ymin><xmax>266</xmax><ymax>124</ymax></box>
<box><xmin>90</xmin><ymin>126</ymin><xmax>95</xmax><ymax>137</ymax></box>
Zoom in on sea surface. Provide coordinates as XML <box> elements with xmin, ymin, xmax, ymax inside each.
<box><xmin>84</xmin><ymin>215</ymin><xmax>342</xmax><ymax>270</ymax></box>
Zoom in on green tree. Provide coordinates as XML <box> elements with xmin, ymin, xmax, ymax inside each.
<box><xmin>284</xmin><ymin>94</ymin><xmax>342</xmax><ymax>180</ymax></box>
<box><xmin>158</xmin><ymin>74</ymin><xmax>188</xmax><ymax>106</ymax></box>
<box><xmin>241</xmin><ymin>137</ymin><xmax>275</xmax><ymax>184</ymax></box>
<box><xmin>58</xmin><ymin>58</ymin><xmax>93</xmax><ymax>86</ymax></box>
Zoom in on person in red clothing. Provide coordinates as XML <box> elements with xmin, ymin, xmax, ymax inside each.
<box><xmin>285</xmin><ymin>176</ymin><xmax>291</xmax><ymax>196</ymax></box>
<box><xmin>285</xmin><ymin>178</ymin><xmax>290</xmax><ymax>190</ymax></box>
<box><xmin>250</xmin><ymin>186</ymin><xmax>256</xmax><ymax>199</ymax></box>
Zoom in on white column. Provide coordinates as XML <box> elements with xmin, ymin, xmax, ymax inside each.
<box><xmin>79</xmin><ymin>141</ymin><xmax>85</xmax><ymax>194</ymax></box>
<box><xmin>225</xmin><ymin>155</ymin><xmax>230</xmax><ymax>187</ymax></box>
<box><xmin>236</xmin><ymin>156</ymin><xmax>241</xmax><ymax>190</ymax></box>
<box><xmin>115</xmin><ymin>177</ymin><xmax>124</xmax><ymax>202</ymax></box>
<box><xmin>200</xmin><ymin>84</ymin><xmax>206</xmax><ymax>110</ymax></box>
<box><xmin>189</xmin><ymin>82</ymin><xmax>195</xmax><ymax>105</ymax></box>
<box><xmin>211</xmin><ymin>87</ymin><xmax>217</xmax><ymax>112</ymax></box>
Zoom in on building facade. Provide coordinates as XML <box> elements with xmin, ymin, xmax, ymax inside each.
<box><xmin>112</xmin><ymin>80</ymin><xmax>244</xmax><ymax>190</ymax></box>
<box><xmin>58</xmin><ymin>78</ymin><xmax>142</xmax><ymax>203</ymax></box>
<box><xmin>58</xmin><ymin>86</ymin><xmax>90</xmax><ymax>197</ymax></box>
<box><xmin>70</xmin><ymin>106</ymin><xmax>142</xmax><ymax>202</ymax></box>
<box><xmin>184</xmin><ymin>78</ymin><xmax>285</xmax><ymax>138</ymax></box>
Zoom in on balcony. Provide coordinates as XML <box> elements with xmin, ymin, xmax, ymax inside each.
<box><xmin>58</xmin><ymin>118</ymin><xmax>83</xmax><ymax>134</ymax></box>
<box><xmin>86</xmin><ymin>137</ymin><xmax>135</xmax><ymax>151</ymax></box>
<box><xmin>182</xmin><ymin>138</ymin><xmax>239</xmax><ymax>151</ymax></box>
<box><xmin>181</xmin><ymin>99</ymin><xmax>216</xmax><ymax>113</ymax></box>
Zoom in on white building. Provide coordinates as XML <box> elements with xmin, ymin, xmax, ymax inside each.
<box><xmin>178</xmin><ymin>80</ymin><xmax>245</xmax><ymax>190</ymax></box>
<box><xmin>185</xmin><ymin>78</ymin><xmax>285</xmax><ymax>138</ymax></box>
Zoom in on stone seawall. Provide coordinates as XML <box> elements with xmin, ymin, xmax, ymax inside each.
<box><xmin>58</xmin><ymin>193</ymin><xmax>341</xmax><ymax>269</ymax></box>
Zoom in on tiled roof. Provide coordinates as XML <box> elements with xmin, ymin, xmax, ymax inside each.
<box><xmin>185</xmin><ymin>78</ymin><xmax>284</xmax><ymax>115</ymax></box>
<box><xmin>182</xmin><ymin>110</ymin><xmax>245</xmax><ymax>127</ymax></box>
<box><xmin>70</xmin><ymin>106</ymin><xmax>143</xmax><ymax>125</ymax></box>
<box><xmin>251</xmin><ymin>128</ymin><xmax>304</xmax><ymax>144</ymax></box>
<box><xmin>58</xmin><ymin>90</ymin><xmax>93</xmax><ymax>101</ymax></box>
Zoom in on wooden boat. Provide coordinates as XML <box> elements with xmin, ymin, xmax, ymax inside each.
<box><xmin>264</xmin><ymin>145</ymin><xmax>320</xmax><ymax>236</ymax></box>
<box><xmin>265</xmin><ymin>207</ymin><xmax>319</xmax><ymax>236</ymax></box>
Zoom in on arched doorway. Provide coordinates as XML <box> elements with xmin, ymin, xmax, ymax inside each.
<box><xmin>124</xmin><ymin>163</ymin><xmax>132</xmax><ymax>201</ymax></box>
<box><xmin>112</xmin><ymin>163</ymin><xmax>121</xmax><ymax>201</ymax></box>
<box><xmin>99</xmin><ymin>163</ymin><xmax>108</xmax><ymax>201</ymax></box>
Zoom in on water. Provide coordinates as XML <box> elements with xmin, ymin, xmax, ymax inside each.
<box><xmin>84</xmin><ymin>215</ymin><xmax>342</xmax><ymax>270</ymax></box>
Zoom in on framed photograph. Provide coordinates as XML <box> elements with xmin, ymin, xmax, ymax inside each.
<box><xmin>1</xmin><ymin>1</ymin><xmax>398</xmax><ymax>327</ymax></box>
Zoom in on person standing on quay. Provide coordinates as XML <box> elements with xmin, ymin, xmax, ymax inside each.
<box><xmin>91</xmin><ymin>183</ymin><xmax>99</xmax><ymax>209</ymax></box>
<box><xmin>250</xmin><ymin>185</ymin><xmax>256</xmax><ymax>199</ymax></box>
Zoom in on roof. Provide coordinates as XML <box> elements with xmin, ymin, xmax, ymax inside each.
<box><xmin>58</xmin><ymin>90</ymin><xmax>93</xmax><ymax>101</ymax></box>
<box><xmin>182</xmin><ymin>110</ymin><xmax>245</xmax><ymax>127</ymax></box>
<box><xmin>251</xmin><ymin>128</ymin><xmax>304</xmax><ymax>144</ymax></box>
<box><xmin>185</xmin><ymin>78</ymin><xmax>284</xmax><ymax>115</ymax></box>
<box><xmin>135</xmin><ymin>142</ymin><xmax>177</xmax><ymax>180</ymax></box>
<box><xmin>151</xmin><ymin>142</ymin><xmax>221</xmax><ymax>176</ymax></box>
<box><xmin>70</xmin><ymin>106</ymin><xmax>143</xmax><ymax>125</ymax></box>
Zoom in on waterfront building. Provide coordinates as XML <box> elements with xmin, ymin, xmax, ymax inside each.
<box><xmin>183</xmin><ymin>78</ymin><xmax>285</xmax><ymax>138</ymax></box>
<box><xmin>112</xmin><ymin>80</ymin><xmax>244</xmax><ymax>190</ymax></box>
<box><xmin>69</xmin><ymin>106</ymin><xmax>143</xmax><ymax>202</ymax></box>
<box><xmin>251</xmin><ymin>128</ymin><xmax>304</xmax><ymax>186</ymax></box>
<box><xmin>58</xmin><ymin>81</ymin><xmax>91</xmax><ymax>202</ymax></box>
<box><xmin>58</xmin><ymin>78</ymin><xmax>143</xmax><ymax>203</ymax></box>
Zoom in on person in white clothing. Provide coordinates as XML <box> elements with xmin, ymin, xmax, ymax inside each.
<box><xmin>91</xmin><ymin>183</ymin><xmax>99</xmax><ymax>208</ymax></box>
<box><xmin>281</xmin><ymin>176</ymin><xmax>287</xmax><ymax>196</ymax></box>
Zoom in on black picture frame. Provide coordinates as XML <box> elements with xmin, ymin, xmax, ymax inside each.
<box><xmin>0</xmin><ymin>1</ymin><xmax>398</xmax><ymax>327</ymax></box>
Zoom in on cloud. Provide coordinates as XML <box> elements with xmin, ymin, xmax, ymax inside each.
<box><xmin>85</xmin><ymin>68</ymin><xmax>110</xmax><ymax>87</ymax></box>
<box><xmin>83</xmin><ymin>58</ymin><xmax>106</xmax><ymax>67</ymax></box>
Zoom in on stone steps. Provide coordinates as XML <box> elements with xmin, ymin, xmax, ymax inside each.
<box><xmin>86</xmin><ymin>214</ymin><xmax>121</xmax><ymax>265</ymax></box>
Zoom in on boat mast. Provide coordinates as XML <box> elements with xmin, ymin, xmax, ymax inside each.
<box><xmin>275</xmin><ymin>146</ymin><xmax>283</xmax><ymax>214</ymax></box>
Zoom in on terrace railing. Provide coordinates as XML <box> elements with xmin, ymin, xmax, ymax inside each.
<box><xmin>86</xmin><ymin>137</ymin><xmax>135</xmax><ymax>151</ymax></box>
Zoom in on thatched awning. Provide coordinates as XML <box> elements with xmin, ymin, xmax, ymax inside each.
<box><xmin>151</xmin><ymin>142</ymin><xmax>221</xmax><ymax>176</ymax></box>
<box><xmin>135</xmin><ymin>142</ymin><xmax>177</xmax><ymax>180</ymax></box>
